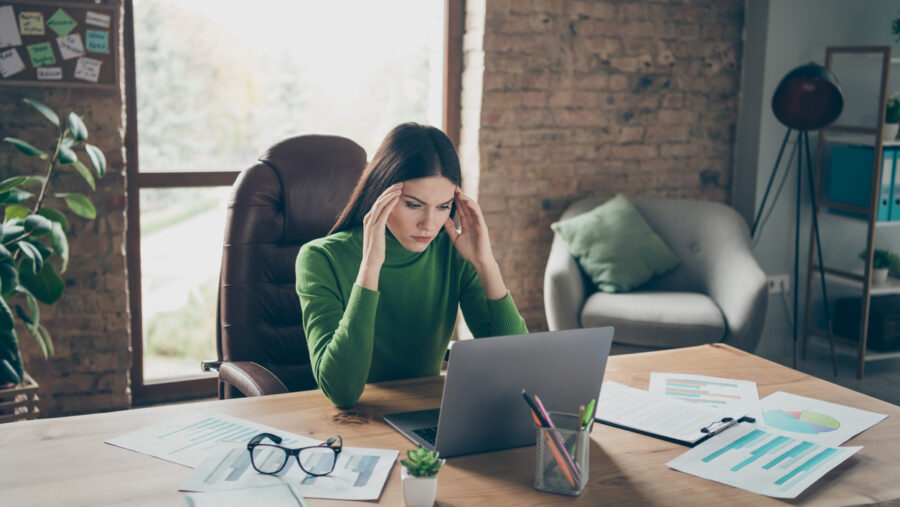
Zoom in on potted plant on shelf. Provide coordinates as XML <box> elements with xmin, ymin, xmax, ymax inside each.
<box><xmin>0</xmin><ymin>99</ymin><xmax>107</xmax><ymax>403</ymax></box>
<box><xmin>859</xmin><ymin>249</ymin><xmax>898</xmax><ymax>285</ymax></box>
<box><xmin>884</xmin><ymin>92</ymin><xmax>900</xmax><ymax>141</ymax></box>
<box><xmin>400</xmin><ymin>447</ymin><xmax>445</xmax><ymax>507</ymax></box>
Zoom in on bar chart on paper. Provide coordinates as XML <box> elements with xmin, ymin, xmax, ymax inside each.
<box><xmin>667</xmin><ymin>424</ymin><xmax>861</xmax><ymax>498</ymax></box>
<box><xmin>649</xmin><ymin>373</ymin><xmax>763</xmax><ymax>422</ymax></box>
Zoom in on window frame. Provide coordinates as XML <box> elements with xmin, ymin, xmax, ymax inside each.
<box><xmin>124</xmin><ymin>0</ymin><xmax>464</xmax><ymax>405</ymax></box>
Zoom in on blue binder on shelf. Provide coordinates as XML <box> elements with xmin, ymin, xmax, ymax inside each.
<box><xmin>825</xmin><ymin>143</ymin><xmax>896</xmax><ymax>221</ymax></box>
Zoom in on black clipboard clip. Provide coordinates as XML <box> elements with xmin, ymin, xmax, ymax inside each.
<box><xmin>700</xmin><ymin>416</ymin><xmax>757</xmax><ymax>437</ymax></box>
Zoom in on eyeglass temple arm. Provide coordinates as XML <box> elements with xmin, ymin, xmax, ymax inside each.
<box><xmin>251</xmin><ymin>432</ymin><xmax>283</xmax><ymax>445</ymax></box>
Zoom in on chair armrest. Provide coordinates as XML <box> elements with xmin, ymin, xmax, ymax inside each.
<box><xmin>201</xmin><ymin>360</ymin><xmax>222</xmax><ymax>372</ymax></box>
<box><xmin>543</xmin><ymin>233</ymin><xmax>586</xmax><ymax>330</ymax></box>
<box><xmin>706</xmin><ymin>247</ymin><xmax>768</xmax><ymax>353</ymax></box>
<box><xmin>218</xmin><ymin>361</ymin><xmax>289</xmax><ymax>397</ymax></box>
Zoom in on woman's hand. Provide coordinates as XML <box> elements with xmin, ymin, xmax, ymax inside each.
<box><xmin>443</xmin><ymin>189</ymin><xmax>508</xmax><ymax>300</ymax></box>
<box><xmin>356</xmin><ymin>182</ymin><xmax>402</xmax><ymax>291</ymax></box>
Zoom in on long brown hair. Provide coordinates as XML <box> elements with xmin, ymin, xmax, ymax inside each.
<box><xmin>330</xmin><ymin>122</ymin><xmax>462</xmax><ymax>234</ymax></box>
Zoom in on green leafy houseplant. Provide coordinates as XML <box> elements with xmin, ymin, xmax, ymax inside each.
<box><xmin>858</xmin><ymin>249</ymin><xmax>899</xmax><ymax>270</ymax></box>
<box><xmin>886</xmin><ymin>92</ymin><xmax>900</xmax><ymax>124</ymax></box>
<box><xmin>0</xmin><ymin>98</ymin><xmax>107</xmax><ymax>387</ymax></box>
<box><xmin>400</xmin><ymin>447</ymin><xmax>445</xmax><ymax>478</ymax></box>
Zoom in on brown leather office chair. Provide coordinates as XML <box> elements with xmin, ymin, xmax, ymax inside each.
<box><xmin>211</xmin><ymin>135</ymin><xmax>366</xmax><ymax>398</ymax></box>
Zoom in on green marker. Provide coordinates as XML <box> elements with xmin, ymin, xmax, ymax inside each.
<box><xmin>582</xmin><ymin>398</ymin><xmax>596</xmax><ymax>429</ymax></box>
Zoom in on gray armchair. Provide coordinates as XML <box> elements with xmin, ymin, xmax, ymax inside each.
<box><xmin>544</xmin><ymin>197</ymin><xmax>768</xmax><ymax>353</ymax></box>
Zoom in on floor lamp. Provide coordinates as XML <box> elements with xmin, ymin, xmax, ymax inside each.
<box><xmin>750</xmin><ymin>63</ymin><xmax>843</xmax><ymax>375</ymax></box>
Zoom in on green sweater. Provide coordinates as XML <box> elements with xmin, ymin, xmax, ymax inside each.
<box><xmin>295</xmin><ymin>227</ymin><xmax>527</xmax><ymax>408</ymax></box>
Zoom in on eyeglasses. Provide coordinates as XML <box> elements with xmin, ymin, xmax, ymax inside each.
<box><xmin>247</xmin><ymin>432</ymin><xmax>342</xmax><ymax>477</ymax></box>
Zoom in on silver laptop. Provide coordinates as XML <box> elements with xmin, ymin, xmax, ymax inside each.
<box><xmin>383</xmin><ymin>327</ymin><xmax>613</xmax><ymax>458</ymax></box>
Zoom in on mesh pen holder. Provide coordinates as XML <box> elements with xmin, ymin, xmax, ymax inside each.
<box><xmin>534</xmin><ymin>412</ymin><xmax>589</xmax><ymax>496</ymax></box>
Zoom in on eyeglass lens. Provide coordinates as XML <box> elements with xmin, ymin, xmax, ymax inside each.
<box><xmin>298</xmin><ymin>447</ymin><xmax>338</xmax><ymax>475</ymax></box>
<box><xmin>250</xmin><ymin>444</ymin><xmax>289</xmax><ymax>474</ymax></box>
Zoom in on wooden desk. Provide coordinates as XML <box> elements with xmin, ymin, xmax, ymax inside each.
<box><xmin>1</xmin><ymin>344</ymin><xmax>898</xmax><ymax>506</ymax></box>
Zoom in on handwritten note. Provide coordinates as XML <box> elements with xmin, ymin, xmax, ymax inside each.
<box><xmin>0</xmin><ymin>6</ymin><xmax>23</xmax><ymax>47</ymax></box>
<box><xmin>27</xmin><ymin>42</ymin><xmax>55</xmax><ymax>68</ymax></box>
<box><xmin>37</xmin><ymin>66</ymin><xmax>62</xmax><ymax>80</ymax></box>
<box><xmin>57</xmin><ymin>33</ymin><xmax>85</xmax><ymax>60</ymax></box>
<box><xmin>85</xmin><ymin>11</ymin><xmax>111</xmax><ymax>29</ymax></box>
<box><xmin>74</xmin><ymin>56</ymin><xmax>102</xmax><ymax>82</ymax></box>
<box><xmin>46</xmin><ymin>8</ymin><xmax>77</xmax><ymax>37</ymax></box>
<box><xmin>18</xmin><ymin>12</ymin><xmax>45</xmax><ymax>36</ymax></box>
<box><xmin>0</xmin><ymin>48</ymin><xmax>26</xmax><ymax>78</ymax></box>
<box><xmin>85</xmin><ymin>30</ymin><xmax>108</xmax><ymax>54</ymax></box>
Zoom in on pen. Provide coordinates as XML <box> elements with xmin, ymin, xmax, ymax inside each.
<box><xmin>577</xmin><ymin>404</ymin><xmax>585</xmax><ymax>428</ymax></box>
<box><xmin>533</xmin><ymin>394</ymin><xmax>582</xmax><ymax>484</ymax></box>
<box><xmin>522</xmin><ymin>390</ymin><xmax>577</xmax><ymax>488</ymax></box>
<box><xmin>582</xmin><ymin>398</ymin><xmax>596</xmax><ymax>429</ymax></box>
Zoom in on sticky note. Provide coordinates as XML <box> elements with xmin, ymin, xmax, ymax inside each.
<box><xmin>0</xmin><ymin>6</ymin><xmax>23</xmax><ymax>47</ymax></box>
<box><xmin>18</xmin><ymin>12</ymin><xmax>45</xmax><ymax>36</ymax></box>
<box><xmin>27</xmin><ymin>42</ymin><xmax>55</xmax><ymax>68</ymax></box>
<box><xmin>85</xmin><ymin>30</ymin><xmax>108</xmax><ymax>54</ymax></box>
<box><xmin>37</xmin><ymin>66</ymin><xmax>62</xmax><ymax>80</ymax></box>
<box><xmin>57</xmin><ymin>33</ymin><xmax>85</xmax><ymax>60</ymax></box>
<box><xmin>73</xmin><ymin>56</ymin><xmax>102</xmax><ymax>82</ymax></box>
<box><xmin>46</xmin><ymin>8</ymin><xmax>77</xmax><ymax>37</ymax></box>
<box><xmin>0</xmin><ymin>48</ymin><xmax>26</xmax><ymax>78</ymax></box>
<box><xmin>85</xmin><ymin>11</ymin><xmax>111</xmax><ymax>29</ymax></box>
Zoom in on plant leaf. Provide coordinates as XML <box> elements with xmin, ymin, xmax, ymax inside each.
<box><xmin>23</xmin><ymin>214</ymin><xmax>53</xmax><ymax>237</ymax></box>
<box><xmin>24</xmin><ymin>322</ymin><xmax>52</xmax><ymax>358</ymax></box>
<box><xmin>56</xmin><ymin>192</ymin><xmax>96</xmax><ymax>219</ymax></box>
<box><xmin>49</xmin><ymin>222</ymin><xmax>68</xmax><ymax>272</ymax></box>
<box><xmin>71</xmin><ymin>159</ymin><xmax>96</xmax><ymax>190</ymax></box>
<box><xmin>17</xmin><ymin>241</ymin><xmax>42</xmax><ymax>274</ymax></box>
<box><xmin>0</xmin><ymin>258</ymin><xmax>18</xmax><ymax>299</ymax></box>
<box><xmin>84</xmin><ymin>143</ymin><xmax>106</xmax><ymax>178</ymax></box>
<box><xmin>67</xmin><ymin>112</ymin><xmax>88</xmax><ymax>141</ymax></box>
<box><xmin>57</xmin><ymin>144</ymin><xmax>78</xmax><ymax>164</ymax></box>
<box><xmin>23</xmin><ymin>98</ymin><xmax>60</xmax><ymax>127</ymax></box>
<box><xmin>37</xmin><ymin>207</ymin><xmax>68</xmax><ymax>232</ymax></box>
<box><xmin>0</xmin><ymin>220</ymin><xmax>25</xmax><ymax>242</ymax></box>
<box><xmin>21</xmin><ymin>175</ymin><xmax>46</xmax><ymax>188</ymax></box>
<box><xmin>0</xmin><ymin>295</ymin><xmax>14</xmax><ymax>332</ymax></box>
<box><xmin>18</xmin><ymin>260</ymin><xmax>63</xmax><ymax>305</ymax></box>
<box><xmin>0</xmin><ymin>176</ymin><xmax>27</xmax><ymax>194</ymax></box>
<box><xmin>5</xmin><ymin>204</ymin><xmax>29</xmax><ymax>221</ymax></box>
<box><xmin>0</xmin><ymin>188</ymin><xmax>33</xmax><ymax>205</ymax></box>
<box><xmin>3</xmin><ymin>137</ymin><xmax>48</xmax><ymax>159</ymax></box>
<box><xmin>0</xmin><ymin>357</ymin><xmax>21</xmax><ymax>385</ymax></box>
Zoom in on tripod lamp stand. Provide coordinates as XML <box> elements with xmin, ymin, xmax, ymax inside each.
<box><xmin>750</xmin><ymin>63</ymin><xmax>844</xmax><ymax>375</ymax></box>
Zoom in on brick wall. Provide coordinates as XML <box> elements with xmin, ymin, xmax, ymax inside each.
<box><xmin>0</xmin><ymin>2</ymin><xmax>129</xmax><ymax>417</ymax></box>
<box><xmin>465</xmin><ymin>0</ymin><xmax>744</xmax><ymax>330</ymax></box>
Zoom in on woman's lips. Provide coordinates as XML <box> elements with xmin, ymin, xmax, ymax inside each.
<box><xmin>412</xmin><ymin>236</ymin><xmax>432</xmax><ymax>243</ymax></box>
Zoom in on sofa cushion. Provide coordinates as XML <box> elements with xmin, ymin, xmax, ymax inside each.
<box><xmin>580</xmin><ymin>291</ymin><xmax>726</xmax><ymax>348</ymax></box>
<box><xmin>550</xmin><ymin>194</ymin><xmax>680</xmax><ymax>293</ymax></box>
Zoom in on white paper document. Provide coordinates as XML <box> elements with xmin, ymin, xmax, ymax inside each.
<box><xmin>0</xmin><ymin>6</ymin><xmax>23</xmax><ymax>48</ymax></box>
<box><xmin>85</xmin><ymin>11</ymin><xmax>111</xmax><ymax>29</ymax></box>
<box><xmin>56</xmin><ymin>33</ymin><xmax>85</xmax><ymax>60</ymax></box>
<box><xmin>649</xmin><ymin>373</ymin><xmax>763</xmax><ymax>423</ymax></box>
<box><xmin>37</xmin><ymin>66</ymin><xmax>62</xmax><ymax>80</ymax></box>
<box><xmin>73</xmin><ymin>56</ymin><xmax>102</xmax><ymax>82</ymax></box>
<box><xmin>107</xmin><ymin>412</ymin><xmax>398</xmax><ymax>501</ymax></box>
<box><xmin>181</xmin><ymin>442</ymin><xmax>397</xmax><ymax>501</ymax></box>
<box><xmin>667</xmin><ymin>423</ymin><xmax>861</xmax><ymax>498</ymax></box>
<box><xmin>595</xmin><ymin>381</ymin><xmax>745</xmax><ymax>444</ymax></box>
<box><xmin>183</xmin><ymin>483</ymin><xmax>308</xmax><ymax>507</ymax></box>
<box><xmin>759</xmin><ymin>391</ymin><xmax>886</xmax><ymax>446</ymax></box>
<box><xmin>0</xmin><ymin>48</ymin><xmax>25</xmax><ymax>78</ymax></box>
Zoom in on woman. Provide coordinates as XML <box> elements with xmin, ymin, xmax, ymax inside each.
<box><xmin>295</xmin><ymin>123</ymin><xmax>527</xmax><ymax>408</ymax></box>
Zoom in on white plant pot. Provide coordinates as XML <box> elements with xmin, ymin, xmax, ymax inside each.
<box><xmin>873</xmin><ymin>267</ymin><xmax>889</xmax><ymax>285</ymax></box>
<box><xmin>884</xmin><ymin>123</ymin><xmax>899</xmax><ymax>141</ymax></box>
<box><xmin>401</xmin><ymin>467</ymin><xmax>437</xmax><ymax>507</ymax></box>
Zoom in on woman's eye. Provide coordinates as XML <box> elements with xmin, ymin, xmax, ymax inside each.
<box><xmin>439</xmin><ymin>205</ymin><xmax>451</xmax><ymax>210</ymax></box>
<box><xmin>405</xmin><ymin>202</ymin><xmax>422</xmax><ymax>209</ymax></box>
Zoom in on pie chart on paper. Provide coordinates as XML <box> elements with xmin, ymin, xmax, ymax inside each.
<box><xmin>763</xmin><ymin>409</ymin><xmax>840</xmax><ymax>434</ymax></box>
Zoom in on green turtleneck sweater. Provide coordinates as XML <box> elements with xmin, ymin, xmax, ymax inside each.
<box><xmin>295</xmin><ymin>227</ymin><xmax>527</xmax><ymax>408</ymax></box>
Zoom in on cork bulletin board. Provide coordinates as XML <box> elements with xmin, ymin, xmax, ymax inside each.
<box><xmin>0</xmin><ymin>0</ymin><xmax>119</xmax><ymax>90</ymax></box>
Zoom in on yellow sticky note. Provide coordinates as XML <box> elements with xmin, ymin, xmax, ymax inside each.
<box><xmin>18</xmin><ymin>12</ymin><xmax>44</xmax><ymax>36</ymax></box>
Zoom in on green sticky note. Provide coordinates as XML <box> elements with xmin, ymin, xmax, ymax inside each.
<box><xmin>27</xmin><ymin>42</ymin><xmax>55</xmax><ymax>68</ymax></box>
<box><xmin>46</xmin><ymin>8</ymin><xmax>77</xmax><ymax>37</ymax></box>
<box><xmin>85</xmin><ymin>30</ymin><xmax>108</xmax><ymax>54</ymax></box>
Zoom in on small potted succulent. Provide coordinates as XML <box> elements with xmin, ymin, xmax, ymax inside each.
<box><xmin>859</xmin><ymin>249</ymin><xmax>898</xmax><ymax>285</ymax></box>
<box><xmin>400</xmin><ymin>447</ymin><xmax>445</xmax><ymax>507</ymax></box>
<box><xmin>884</xmin><ymin>91</ymin><xmax>900</xmax><ymax>141</ymax></box>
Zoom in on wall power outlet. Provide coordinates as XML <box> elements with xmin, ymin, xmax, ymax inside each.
<box><xmin>767</xmin><ymin>274</ymin><xmax>791</xmax><ymax>294</ymax></box>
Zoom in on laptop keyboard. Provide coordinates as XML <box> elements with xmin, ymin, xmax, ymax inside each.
<box><xmin>413</xmin><ymin>427</ymin><xmax>438</xmax><ymax>445</ymax></box>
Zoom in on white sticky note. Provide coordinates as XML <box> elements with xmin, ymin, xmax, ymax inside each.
<box><xmin>73</xmin><ymin>56</ymin><xmax>102</xmax><ymax>82</ymax></box>
<box><xmin>18</xmin><ymin>12</ymin><xmax>45</xmax><ymax>36</ymax></box>
<box><xmin>0</xmin><ymin>47</ymin><xmax>26</xmax><ymax>78</ymax></box>
<box><xmin>57</xmin><ymin>33</ymin><xmax>85</xmax><ymax>60</ymax></box>
<box><xmin>85</xmin><ymin>11</ymin><xmax>111</xmax><ymax>29</ymax></box>
<box><xmin>37</xmin><ymin>66</ymin><xmax>62</xmax><ymax>80</ymax></box>
<box><xmin>0</xmin><ymin>5</ymin><xmax>23</xmax><ymax>47</ymax></box>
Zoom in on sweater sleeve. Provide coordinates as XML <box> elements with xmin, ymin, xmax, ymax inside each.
<box><xmin>296</xmin><ymin>244</ymin><xmax>379</xmax><ymax>408</ymax></box>
<box><xmin>458</xmin><ymin>261</ymin><xmax>528</xmax><ymax>338</ymax></box>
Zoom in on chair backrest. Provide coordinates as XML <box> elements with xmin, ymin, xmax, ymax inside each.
<box><xmin>217</xmin><ymin>135</ymin><xmax>366</xmax><ymax>392</ymax></box>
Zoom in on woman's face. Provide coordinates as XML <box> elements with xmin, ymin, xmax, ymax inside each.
<box><xmin>386</xmin><ymin>175</ymin><xmax>457</xmax><ymax>252</ymax></box>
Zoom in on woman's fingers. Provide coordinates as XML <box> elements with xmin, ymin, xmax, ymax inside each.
<box><xmin>443</xmin><ymin>218</ymin><xmax>459</xmax><ymax>241</ymax></box>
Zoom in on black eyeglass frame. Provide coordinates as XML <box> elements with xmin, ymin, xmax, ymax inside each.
<box><xmin>246</xmin><ymin>432</ymin><xmax>342</xmax><ymax>477</ymax></box>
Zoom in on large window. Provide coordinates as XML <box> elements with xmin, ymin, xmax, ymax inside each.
<box><xmin>125</xmin><ymin>0</ymin><xmax>462</xmax><ymax>404</ymax></box>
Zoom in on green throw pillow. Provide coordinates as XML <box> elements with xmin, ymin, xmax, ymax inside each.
<box><xmin>551</xmin><ymin>194</ymin><xmax>680</xmax><ymax>293</ymax></box>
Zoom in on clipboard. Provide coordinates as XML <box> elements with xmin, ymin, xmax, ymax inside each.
<box><xmin>593</xmin><ymin>381</ymin><xmax>755</xmax><ymax>447</ymax></box>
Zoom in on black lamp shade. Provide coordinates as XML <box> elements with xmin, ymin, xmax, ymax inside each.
<box><xmin>771</xmin><ymin>63</ymin><xmax>844</xmax><ymax>130</ymax></box>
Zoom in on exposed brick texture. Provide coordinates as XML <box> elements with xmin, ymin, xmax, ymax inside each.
<box><xmin>0</xmin><ymin>1</ymin><xmax>130</xmax><ymax>417</ymax></box>
<box><xmin>463</xmin><ymin>0</ymin><xmax>743</xmax><ymax>331</ymax></box>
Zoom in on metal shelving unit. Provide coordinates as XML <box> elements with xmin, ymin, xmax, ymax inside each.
<box><xmin>804</xmin><ymin>46</ymin><xmax>900</xmax><ymax>377</ymax></box>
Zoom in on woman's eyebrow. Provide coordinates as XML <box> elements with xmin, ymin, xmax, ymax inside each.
<box><xmin>402</xmin><ymin>194</ymin><xmax>454</xmax><ymax>206</ymax></box>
